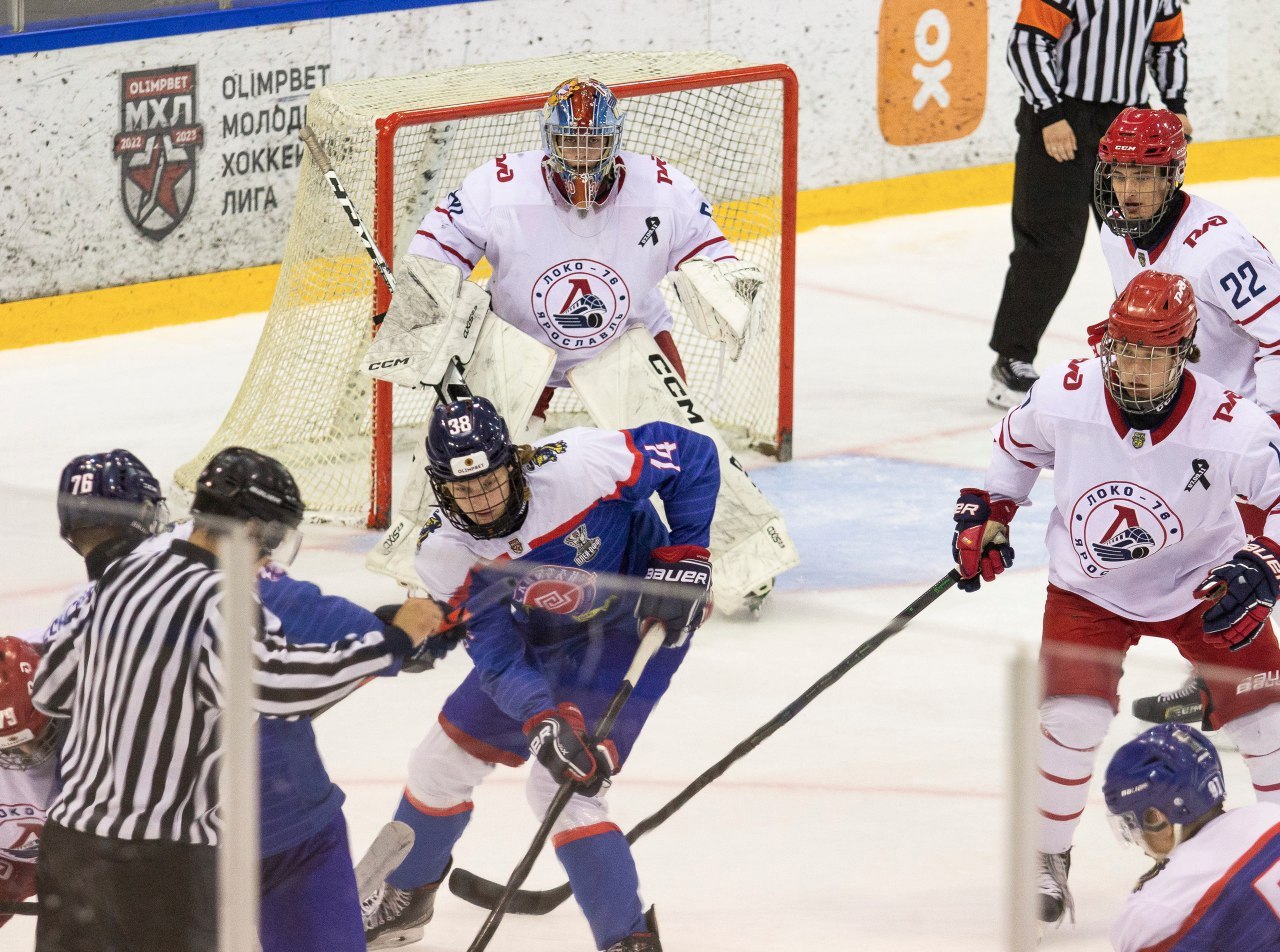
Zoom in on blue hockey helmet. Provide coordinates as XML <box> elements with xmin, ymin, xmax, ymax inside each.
<box><xmin>192</xmin><ymin>446</ymin><xmax>305</xmax><ymax>561</ymax></box>
<box><xmin>1104</xmin><ymin>723</ymin><xmax>1225</xmax><ymax>851</ymax></box>
<box><xmin>425</xmin><ymin>396</ymin><xmax>528</xmax><ymax>540</ymax></box>
<box><xmin>541</xmin><ymin>76</ymin><xmax>624</xmax><ymax>209</ymax></box>
<box><xmin>57</xmin><ymin>448</ymin><xmax>167</xmax><ymax>544</ymax></box>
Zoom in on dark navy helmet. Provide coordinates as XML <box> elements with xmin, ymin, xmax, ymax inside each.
<box><xmin>426</xmin><ymin>396</ymin><xmax>528</xmax><ymax>540</ymax></box>
<box><xmin>192</xmin><ymin>447</ymin><xmax>305</xmax><ymax>560</ymax></box>
<box><xmin>1104</xmin><ymin>723</ymin><xmax>1225</xmax><ymax>849</ymax></box>
<box><xmin>57</xmin><ymin>449</ymin><xmax>167</xmax><ymax>543</ymax></box>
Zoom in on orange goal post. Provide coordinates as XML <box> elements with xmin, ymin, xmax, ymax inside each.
<box><xmin>176</xmin><ymin>51</ymin><xmax>797</xmax><ymax>528</ymax></box>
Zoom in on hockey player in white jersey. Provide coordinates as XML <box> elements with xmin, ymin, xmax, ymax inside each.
<box><xmin>361</xmin><ymin>75</ymin><xmax>796</xmax><ymax>614</ymax></box>
<box><xmin>950</xmin><ymin>270</ymin><xmax>1280</xmax><ymax>924</ymax></box>
<box><xmin>1104</xmin><ymin>723</ymin><xmax>1280</xmax><ymax>951</ymax></box>
<box><xmin>1096</xmin><ymin>106</ymin><xmax>1280</xmax><ymax>725</ymax></box>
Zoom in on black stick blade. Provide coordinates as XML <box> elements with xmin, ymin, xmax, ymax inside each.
<box><xmin>449</xmin><ymin>867</ymin><xmax>572</xmax><ymax>915</ymax></box>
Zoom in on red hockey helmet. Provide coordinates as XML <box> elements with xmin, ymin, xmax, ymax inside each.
<box><xmin>1101</xmin><ymin>271</ymin><xmax>1199</xmax><ymax>414</ymax></box>
<box><xmin>1094</xmin><ymin>108</ymin><xmax>1187</xmax><ymax>238</ymax></box>
<box><xmin>0</xmin><ymin>637</ymin><xmax>58</xmax><ymax>771</ymax></box>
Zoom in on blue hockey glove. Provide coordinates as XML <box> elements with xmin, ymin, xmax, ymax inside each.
<box><xmin>636</xmin><ymin>545</ymin><xmax>713</xmax><ymax>647</ymax></box>
<box><xmin>523</xmin><ymin>702</ymin><xmax>618</xmax><ymax>796</ymax></box>
<box><xmin>1197</xmin><ymin>536</ymin><xmax>1280</xmax><ymax>651</ymax></box>
<box><xmin>951</xmin><ymin>488</ymin><xmax>1017</xmax><ymax>593</ymax></box>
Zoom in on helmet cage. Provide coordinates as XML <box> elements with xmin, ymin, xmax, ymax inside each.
<box><xmin>1101</xmin><ymin>333</ymin><xmax>1195</xmax><ymax>414</ymax></box>
<box><xmin>425</xmin><ymin>397</ymin><xmax>529</xmax><ymax>540</ymax></box>
<box><xmin>541</xmin><ymin>77</ymin><xmax>623</xmax><ymax>209</ymax></box>
<box><xmin>0</xmin><ymin>719</ymin><xmax>61</xmax><ymax>771</ymax></box>
<box><xmin>1094</xmin><ymin>160</ymin><xmax>1183</xmax><ymax>238</ymax></box>
<box><xmin>431</xmin><ymin>460</ymin><xmax>529</xmax><ymax>541</ymax></box>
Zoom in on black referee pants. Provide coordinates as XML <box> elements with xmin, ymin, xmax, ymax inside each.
<box><xmin>989</xmin><ymin>98</ymin><xmax>1130</xmax><ymax>364</ymax></box>
<box><xmin>35</xmin><ymin>821</ymin><xmax>217</xmax><ymax>952</ymax></box>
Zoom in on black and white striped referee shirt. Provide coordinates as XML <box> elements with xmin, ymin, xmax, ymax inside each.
<box><xmin>32</xmin><ymin>539</ymin><xmax>411</xmax><ymax>845</ymax></box>
<box><xmin>1008</xmin><ymin>0</ymin><xmax>1188</xmax><ymax>127</ymax></box>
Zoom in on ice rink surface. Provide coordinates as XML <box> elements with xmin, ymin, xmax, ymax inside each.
<box><xmin>2</xmin><ymin>176</ymin><xmax>1278</xmax><ymax>950</ymax></box>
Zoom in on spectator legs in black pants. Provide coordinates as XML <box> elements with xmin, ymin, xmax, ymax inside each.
<box><xmin>989</xmin><ymin>99</ymin><xmax>1125</xmax><ymax>405</ymax></box>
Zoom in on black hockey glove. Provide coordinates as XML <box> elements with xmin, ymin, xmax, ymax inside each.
<box><xmin>635</xmin><ymin>545</ymin><xmax>713</xmax><ymax>647</ymax></box>
<box><xmin>523</xmin><ymin>702</ymin><xmax>618</xmax><ymax>797</ymax></box>
<box><xmin>951</xmin><ymin>488</ymin><xmax>1017</xmax><ymax>593</ymax></box>
<box><xmin>376</xmin><ymin>600</ymin><xmax>467</xmax><ymax>673</ymax></box>
<box><xmin>1196</xmin><ymin>536</ymin><xmax>1280</xmax><ymax>651</ymax></box>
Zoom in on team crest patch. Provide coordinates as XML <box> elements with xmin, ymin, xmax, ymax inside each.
<box><xmin>1131</xmin><ymin>432</ymin><xmax>1146</xmax><ymax>448</ymax></box>
<box><xmin>530</xmin><ymin>441</ymin><xmax>568</xmax><ymax>468</ymax></box>
<box><xmin>509</xmin><ymin>538</ymin><xmax>524</xmax><ymax>554</ymax></box>
<box><xmin>531</xmin><ymin>259</ymin><xmax>630</xmax><ymax>350</ymax></box>
<box><xmin>563</xmin><ymin>524</ymin><xmax>602</xmax><ymax>565</ymax></box>
<box><xmin>513</xmin><ymin>564</ymin><xmax>598</xmax><ymax>615</ymax></box>
<box><xmin>1070</xmin><ymin>481</ymin><xmax>1183</xmax><ymax>577</ymax></box>
<box><xmin>113</xmin><ymin>66</ymin><xmax>204</xmax><ymax>240</ymax></box>
<box><xmin>416</xmin><ymin>512</ymin><xmax>443</xmax><ymax>551</ymax></box>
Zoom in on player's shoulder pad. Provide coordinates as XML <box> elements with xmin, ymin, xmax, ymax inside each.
<box><xmin>620</xmin><ymin>151</ymin><xmax>702</xmax><ymax>201</ymax></box>
<box><xmin>1036</xmin><ymin>355</ymin><xmax>1103</xmax><ymax>401</ymax></box>
<box><xmin>1176</xmin><ymin>194</ymin><xmax>1256</xmax><ymax>259</ymax></box>
<box><xmin>524</xmin><ymin>437</ymin><xmax>571</xmax><ymax>471</ymax></box>
<box><xmin>1192</xmin><ymin>372</ymin><xmax>1274</xmax><ymax>432</ymax></box>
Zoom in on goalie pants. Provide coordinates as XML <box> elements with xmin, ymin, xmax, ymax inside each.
<box><xmin>260</xmin><ymin>811</ymin><xmax>364</xmax><ymax>952</ymax></box>
<box><xmin>1035</xmin><ymin>584</ymin><xmax>1280</xmax><ymax>854</ymax></box>
<box><xmin>35</xmin><ymin>821</ymin><xmax>216</xmax><ymax>952</ymax></box>
<box><xmin>388</xmin><ymin>622</ymin><xmax>692</xmax><ymax>949</ymax></box>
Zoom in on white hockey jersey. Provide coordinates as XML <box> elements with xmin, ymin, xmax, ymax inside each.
<box><xmin>986</xmin><ymin>358</ymin><xmax>1280</xmax><ymax>621</ymax></box>
<box><xmin>0</xmin><ymin>759</ymin><xmax>54</xmax><ymax>869</ymax></box>
<box><xmin>1100</xmin><ymin>193</ymin><xmax>1280</xmax><ymax>411</ymax></box>
<box><xmin>1111</xmin><ymin>802</ymin><xmax>1280</xmax><ymax>952</ymax></box>
<box><xmin>408</xmin><ymin>150</ymin><xmax>736</xmax><ymax>386</ymax></box>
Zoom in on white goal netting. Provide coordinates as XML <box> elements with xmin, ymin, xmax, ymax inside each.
<box><xmin>176</xmin><ymin>51</ymin><xmax>796</xmax><ymax>526</ymax></box>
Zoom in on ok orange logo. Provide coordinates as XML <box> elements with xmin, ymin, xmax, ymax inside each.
<box><xmin>878</xmin><ymin>0</ymin><xmax>988</xmax><ymax>146</ymax></box>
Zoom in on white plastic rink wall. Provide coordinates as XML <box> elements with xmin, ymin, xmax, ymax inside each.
<box><xmin>0</xmin><ymin>0</ymin><xmax>1277</xmax><ymax>300</ymax></box>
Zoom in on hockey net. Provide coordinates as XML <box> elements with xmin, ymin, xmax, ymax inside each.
<box><xmin>175</xmin><ymin>51</ymin><xmax>797</xmax><ymax>527</ymax></box>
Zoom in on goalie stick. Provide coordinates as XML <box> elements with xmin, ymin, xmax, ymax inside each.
<box><xmin>298</xmin><ymin>125</ymin><xmax>470</xmax><ymax>401</ymax></box>
<box><xmin>464</xmin><ymin>625</ymin><xmax>667</xmax><ymax>952</ymax></box>
<box><xmin>449</xmin><ymin>568</ymin><xmax>963</xmax><ymax>915</ymax></box>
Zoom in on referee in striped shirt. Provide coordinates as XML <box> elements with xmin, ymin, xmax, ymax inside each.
<box><xmin>987</xmin><ymin>0</ymin><xmax>1190</xmax><ymax>410</ymax></box>
<box><xmin>32</xmin><ymin>447</ymin><xmax>441</xmax><ymax>952</ymax></box>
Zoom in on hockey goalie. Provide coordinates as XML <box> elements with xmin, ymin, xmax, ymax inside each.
<box><xmin>361</xmin><ymin>74</ymin><xmax>798</xmax><ymax>615</ymax></box>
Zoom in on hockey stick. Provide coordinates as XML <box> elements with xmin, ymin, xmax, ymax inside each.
<box><xmin>464</xmin><ymin>625</ymin><xmax>667</xmax><ymax>952</ymax></box>
<box><xmin>0</xmin><ymin>899</ymin><xmax>37</xmax><ymax>916</ymax></box>
<box><xmin>450</xmin><ymin>568</ymin><xmax>963</xmax><ymax>915</ymax></box>
<box><xmin>298</xmin><ymin>125</ymin><xmax>470</xmax><ymax>402</ymax></box>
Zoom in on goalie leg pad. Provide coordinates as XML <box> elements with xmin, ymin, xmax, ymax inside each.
<box><xmin>567</xmin><ymin>326</ymin><xmax>799</xmax><ymax>610</ymax></box>
<box><xmin>365</xmin><ymin>318</ymin><xmax>555</xmax><ymax>588</ymax></box>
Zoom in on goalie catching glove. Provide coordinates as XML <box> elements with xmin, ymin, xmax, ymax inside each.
<box><xmin>951</xmin><ymin>488</ymin><xmax>1016</xmax><ymax>593</ymax></box>
<box><xmin>524</xmin><ymin>702</ymin><xmax>618</xmax><ymax>797</ymax></box>
<box><xmin>1196</xmin><ymin>536</ymin><xmax>1280</xmax><ymax>650</ymax></box>
<box><xmin>670</xmin><ymin>257</ymin><xmax>765</xmax><ymax>360</ymax></box>
<box><xmin>636</xmin><ymin>545</ymin><xmax>713</xmax><ymax>647</ymax></box>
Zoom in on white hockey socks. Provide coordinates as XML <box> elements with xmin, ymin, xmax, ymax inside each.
<box><xmin>1036</xmin><ymin>695</ymin><xmax>1113</xmax><ymax>855</ymax></box>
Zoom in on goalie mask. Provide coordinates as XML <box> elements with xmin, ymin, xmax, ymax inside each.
<box><xmin>192</xmin><ymin>446</ymin><xmax>306</xmax><ymax>564</ymax></box>
<box><xmin>1094</xmin><ymin>107</ymin><xmax>1187</xmax><ymax>239</ymax></box>
<box><xmin>0</xmin><ymin>637</ymin><xmax>60</xmax><ymax>771</ymax></box>
<box><xmin>426</xmin><ymin>396</ymin><xmax>529</xmax><ymax>540</ymax></box>
<box><xmin>1096</xmin><ymin>270</ymin><xmax>1198</xmax><ymax>415</ymax></box>
<box><xmin>1104</xmin><ymin>723</ymin><xmax>1224</xmax><ymax>859</ymax></box>
<box><xmin>57</xmin><ymin>448</ymin><xmax>168</xmax><ymax>547</ymax></box>
<box><xmin>542</xmin><ymin>76</ymin><xmax>624</xmax><ymax>210</ymax></box>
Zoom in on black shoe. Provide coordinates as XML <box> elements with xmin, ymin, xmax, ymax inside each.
<box><xmin>1132</xmin><ymin>674</ymin><xmax>1206</xmax><ymax>725</ymax></box>
<box><xmin>988</xmin><ymin>356</ymin><xmax>1039</xmax><ymax>409</ymax></box>
<box><xmin>605</xmin><ymin>906</ymin><xmax>662</xmax><ymax>952</ymax></box>
<box><xmin>364</xmin><ymin>878</ymin><xmax>442</xmax><ymax>949</ymax></box>
<box><xmin>1036</xmin><ymin>850</ymin><xmax>1074</xmax><ymax>924</ymax></box>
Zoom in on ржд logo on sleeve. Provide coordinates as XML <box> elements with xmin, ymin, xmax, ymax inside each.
<box><xmin>113</xmin><ymin>65</ymin><xmax>205</xmax><ymax>241</ymax></box>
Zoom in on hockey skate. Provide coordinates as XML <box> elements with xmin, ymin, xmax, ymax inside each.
<box><xmin>1131</xmin><ymin>673</ymin><xmax>1206</xmax><ymax>725</ymax></box>
<box><xmin>988</xmin><ymin>356</ymin><xmax>1039</xmax><ymax>409</ymax></box>
<box><xmin>1036</xmin><ymin>849</ymin><xmax>1074</xmax><ymax>924</ymax></box>
<box><xmin>605</xmin><ymin>907</ymin><xmax>662</xmax><ymax>952</ymax></box>
<box><xmin>364</xmin><ymin>877</ymin><xmax>443</xmax><ymax>949</ymax></box>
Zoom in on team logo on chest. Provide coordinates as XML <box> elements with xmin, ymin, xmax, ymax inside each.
<box><xmin>1070</xmin><ymin>481</ymin><xmax>1183</xmax><ymax>577</ymax></box>
<box><xmin>531</xmin><ymin>259</ymin><xmax>630</xmax><ymax>349</ymax></box>
<box><xmin>564</xmin><ymin>523</ymin><xmax>602</xmax><ymax>565</ymax></box>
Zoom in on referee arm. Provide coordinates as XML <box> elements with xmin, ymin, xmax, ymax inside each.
<box><xmin>1148</xmin><ymin>0</ymin><xmax>1190</xmax><ymax>135</ymax></box>
<box><xmin>31</xmin><ymin>587</ymin><xmax>96</xmax><ymax>719</ymax></box>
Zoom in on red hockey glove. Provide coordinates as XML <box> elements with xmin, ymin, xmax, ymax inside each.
<box><xmin>952</xmin><ymin>488</ymin><xmax>1017</xmax><ymax>593</ymax></box>
<box><xmin>1197</xmin><ymin>536</ymin><xmax>1280</xmax><ymax>650</ymax></box>
<box><xmin>636</xmin><ymin>545</ymin><xmax>713</xmax><ymax>647</ymax></box>
<box><xmin>523</xmin><ymin>702</ymin><xmax>618</xmax><ymax>797</ymax></box>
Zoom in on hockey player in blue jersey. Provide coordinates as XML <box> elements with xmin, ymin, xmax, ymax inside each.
<box><xmin>50</xmin><ymin>447</ymin><xmax>456</xmax><ymax>952</ymax></box>
<box><xmin>364</xmin><ymin>396</ymin><xmax>719</xmax><ymax>951</ymax></box>
<box><xmin>1105</xmin><ymin>723</ymin><xmax>1280</xmax><ymax>951</ymax></box>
